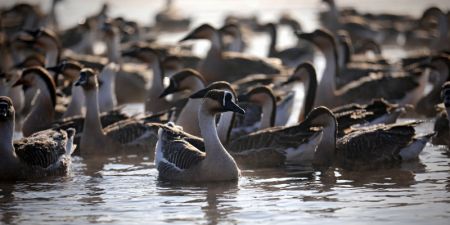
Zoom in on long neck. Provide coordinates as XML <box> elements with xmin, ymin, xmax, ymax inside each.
<box><xmin>106</xmin><ymin>35</ymin><xmax>121</xmax><ymax>64</ymax></box>
<box><xmin>64</xmin><ymin>85</ymin><xmax>84</xmax><ymax>118</ymax></box>
<box><xmin>299</xmin><ymin>72</ymin><xmax>317</xmax><ymax>122</ymax></box>
<box><xmin>327</xmin><ymin>0</ymin><xmax>340</xmax><ymax>32</ymax></box>
<box><xmin>210</xmin><ymin>30</ymin><xmax>223</xmax><ymax>52</ymax></box>
<box><xmin>149</xmin><ymin>59</ymin><xmax>164</xmax><ymax>94</ymax></box>
<box><xmin>198</xmin><ymin>106</ymin><xmax>231</xmax><ymax>161</ymax></box>
<box><xmin>217</xmin><ymin>111</ymin><xmax>234</xmax><ymax>144</ymax></box>
<box><xmin>22</xmin><ymin>81</ymin><xmax>55</xmax><ymax>136</ymax></box>
<box><xmin>435</xmin><ymin>13</ymin><xmax>449</xmax><ymax>51</ymax></box>
<box><xmin>259</xmin><ymin>97</ymin><xmax>275</xmax><ymax>129</ymax></box>
<box><xmin>315</xmin><ymin>41</ymin><xmax>338</xmax><ymax>107</ymax></box>
<box><xmin>45</xmin><ymin>45</ymin><xmax>59</xmax><ymax>67</ymax></box>
<box><xmin>312</xmin><ymin>116</ymin><xmax>337</xmax><ymax>168</ymax></box>
<box><xmin>176</xmin><ymin>98</ymin><xmax>202</xmax><ymax>136</ymax></box>
<box><xmin>268</xmin><ymin>25</ymin><xmax>278</xmax><ymax>56</ymax></box>
<box><xmin>98</xmin><ymin>64</ymin><xmax>117</xmax><ymax>112</ymax></box>
<box><xmin>82</xmin><ymin>88</ymin><xmax>106</xmax><ymax>143</ymax></box>
<box><xmin>0</xmin><ymin>119</ymin><xmax>16</xmax><ymax>160</ymax></box>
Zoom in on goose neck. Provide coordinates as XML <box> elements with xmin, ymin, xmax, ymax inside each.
<box><xmin>217</xmin><ymin>111</ymin><xmax>234</xmax><ymax>144</ymax></box>
<box><xmin>198</xmin><ymin>105</ymin><xmax>230</xmax><ymax>161</ymax></box>
<box><xmin>312</xmin><ymin>115</ymin><xmax>337</xmax><ymax>168</ymax></box>
<box><xmin>63</xmin><ymin>85</ymin><xmax>84</xmax><ymax>118</ymax></box>
<box><xmin>106</xmin><ymin>34</ymin><xmax>121</xmax><ymax>64</ymax></box>
<box><xmin>299</xmin><ymin>72</ymin><xmax>317</xmax><ymax>122</ymax></box>
<box><xmin>260</xmin><ymin>97</ymin><xmax>276</xmax><ymax>129</ymax></box>
<box><xmin>315</xmin><ymin>41</ymin><xmax>338</xmax><ymax>107</ymax></box>
<box><xmin>0</xmin><ymin>119</ymin><xmax>16</xmax><ymax>160</ymax></box>
<box><xmin>268</xmin><ymin>25</ymin><xmax>278</xmax><ymax>56</ymax></box>
<box><xmin>45</xmin><ymin>45</ymin><xmax>59</xmax><ymax>68</ymax></box>
<box><xmin>149</xmin><ymin>59</ymin><xmax>165</xmax><ymax>92</ymax></box>
<box><xmin>83</xmin><ymin>88</ymin><xmax>106</xmax><ymax>140</ymax></box>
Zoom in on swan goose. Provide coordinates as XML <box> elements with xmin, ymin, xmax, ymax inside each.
<box><xmin>0</xmin><ymin>96</ymin><xmax>76</xmax><ymax>180</ymax></box>
<box><xmin>309</xmin><ymin>107</ymin><xmax>433</xmax><ymax>170</ymax></box>
<box><xmin>179</xmin><ymin>23</ymin><xmax>283</xmax><ymax>83</ymax></box>
<box><xmin>284</xmin><ymin>62</ymin><xmax>406</xmax><ymax>136</ymax></box>
<box><xmin>299</xmin><ymin>29</ymin><xmax>430</xmax><ymax>108</ymax></box>
<box><xmin>155</xmin><ymin>89</ymin><xmax>243</xmax><ymax>182</ymax></box>
<box><xmin>75</xmin><ymin>68</ymin><xmax>161</xmax><ymax>156</ymax></box>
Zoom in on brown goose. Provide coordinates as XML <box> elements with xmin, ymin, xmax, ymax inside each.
<box><xmin>263</xmin><ymin>22</ymin><xmax>314</xmax><ymax>68</ymax></box>
<box><xmin>432</xmin><ymin>82</ymin><xmax>450</xmax><ymax>146</ymax></box>
<box><xmin>284</xmin><ymin>62</ymin><xmax>406</xmax><ymax>137</ymax></box>
<box><xmin>299</xmin><ymin>29</ymin><xmax>430</xmax><ymax>108</ymax></box>
<box><xmin>300</xmin><ymin>107</ymin><xmax>433</xmax><ymax>170</ymax></box>
<box><xmin>14</xmin><ymin>67</ymin><xmax>57</xmax><ymax>137</ymax></box>
<box><xmin>416</xmin><ymin>55</ymin><xmax>450</xmax><ymax>117</ymax></box>
<box><xmin>0</xmin><ymin>96</ymin><xmax>76</xmax><ymax>181</ymax></box>
<box><xmin>179</xmin><ymin>23</ymin><xmax>283</xmax><ymax>83</ymax></box>
<box><xmin>121</xmin><ymin>46</ymin><xmax>172</xmax><ymax>113</ymax></box>
<box><xmin>75</xmin><ymin>68</ymin><xmax>161</xmax><ymax>156</ymax></box>
<box><xmin>155</xmin><ymin>89</ymin><xmax>243</xmax><ymax>182</ymax></box>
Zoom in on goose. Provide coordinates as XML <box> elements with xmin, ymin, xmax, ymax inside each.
<box><xmin>219</xmin><ymin>23</ymin><xmax>248</xmax><ymax>52</ymax></box>
<box><xmin>155</xmin><ymin>89</ymin><xmax>243</xmax><ymax>182</ymax></box>
<box><xmin>299</xmin><ymin>29</ymin><xmax>430</xmax><ymax>108</ymax></box>
<box><xmin>159</xmin><ymin>69</ymin><xmax>207</xmax><ymax>136</ymax></box>
<box><xmin>154</xmin><ymin>0</ymin><xmax>191</xmax><ymax>32</ymax></box>
<box><xmin>262</xmin><ymin>22</ymin><xmax>313</xmax><ymax>68</ymax></box>
<box><xmin>432</xmin><ymin>82</ymin><xmax>450</xmax><ymax>146</ymax></box>
<box><xmin>0</xmin><ymin>96</ymin><xmax>76</xmax><ymax>180</ymax></box>
<box><xmin>75</xmin><ymin>68</ymin><xmax>161</xmax><ymax>155</ymax></box>
<box><xmin>284</xmin><ymin>62</ymin><xmax>406</xmax><ymax>135</ymax></box>
<box><xmin>0</xmin><ymin>70</ymin><xmax>24</xmax><ymax>124</ymax></box>
<box><xmin>416</xmin><ymin>55</ymin><xmax>450</xmax><ymax>117</ymax></box>
<box><xmin>179</xmin><ymin>23</ymin><xmax>283</xmax><ymax>83</ymax></box>
<box><xmin>307</xmin><ymin>107</ymin><xmax>433</xmax><ymax>170</ymax></box>
<box><xmin>14</xmin><ymin>67</ymin><xmax>56</xmax><ymax>137</ymax></box>
<box><xmin>121</xmin><ymin>46</ymin><xmax>172</xmax><ymax>113</ymax></box>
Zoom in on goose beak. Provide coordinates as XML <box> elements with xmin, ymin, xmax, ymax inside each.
<box><xmin>179</xmin><ymin>33</ymin><xmax>195</xmax><ymax>42</ymax></box>
<box><xmin>224</xmin><ymin>100</ymin><xmax>245</xmax><ymax>115</ymax></box>
<box><xmin>46</xmin><ymin>65</ymin><xmax>61</xmax><ymax>74</ymax></box>
<box><xmin>12</xmin><ymin>77</ymin><xmax>26</xmax><ymax>87</ymax></box>
<box><xmin>0</xmin><ymin>102</ymin><xmax>10</xmax><ymax>119</ymax></box>
<box><xmin>281</xmin><ymin>76</ymin><xmax>297</xmax><ymax>86</ymax></box>
<box><xmin>121</xmin><ymin>49</ymin><xmax>138</xmax><ymax>58</ymax></box>
<box><xmin>297</xmin><ymin>32</ymin><xmax>314</xmax><ymax>42</ymax></box>
<box><xmin>74</xmin><ymin>72</ymin><xmax>88</xmax><ymax>86</ymax></box>
<box><xmin>159</xmin><ymin>79</ymin><xmax>178</xmax><ymax>98</ymax></box>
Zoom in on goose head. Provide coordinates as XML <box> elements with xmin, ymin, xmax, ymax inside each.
<box><xmin>297</xmin><ymin>29</ymin><xmax>337</xmax><ymax>51</ymax></box>
<box><xmin>159</xmin><ymin>69</ymin><xmax>206</xmax><ymax>98</ymax></box>
<box><xmin>74</xmin><ymin>68</ymin><xmax>98</xmax><ymax>91</ymax></box>
<box><xmin>190</xmin><ymin>81</ymin><xmax>237</xmax><ymax>100</ymax></box>
<box><xmin>162</xmin><ymin>55</ymin><xmax>183</xmax><ymax>76</ymax></box>
<box><xmin>22</xmin><ymin>28</ymin><xmax>61</xmax><ymax>52</ymax></box>
<box><xmin>303</xmin><ymin>106</ymin><xmax>337</xmax><ymax>130</ymax></box>
<box><xmin>219</xmin><ymin>23</ymin><xmax>242</xmax><ymax>38</ymax></box>
<box><xmin>47</xmin><ymin>60</ymin><xmax>83</xmax><ymax>83</ymax></box>
<box><xmin>238</xmin><ymin>86</ymin><xmax>276</xmax><ymax>128</ymax></box>
<box><xmin>190</xmin><ymin>89</ymin><xmax>245</xmax><ymax>115</ymax></box>
<box><xmin>101</xmin><ymin>21</ymin><xmax>120</xmax><ymax>40</ymax></box>
<box><xmin>282</xmin><ymin>62</ymin><xmax>317</xmax><ymax>86</ymax></box>
<box><xmin>0</xmin><ymin>96</ymin><xmax>14</xmax><ymax>122</ymax></box>
<box><xmin>442</xmin><ymin>82</ymin><xmax>450</xmax><ymax>110</ymax></box>
<box><xmin>179</xmin><ymin>24</ymin><xmax>217</xmax><ymax>42</ymax></box>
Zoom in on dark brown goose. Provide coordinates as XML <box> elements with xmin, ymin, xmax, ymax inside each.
<box><xmin>310</xmin><ymin>107</ymin><xmax>433</xmax><ymax>170</ymax></box>
<box><xmin>155</xmin><ymin>89</ymin><xmax>243</xmax><ymax>182</ymax></box>
<box><xmin>179</xmin><ymin>23</ymin><xmax>283</xmax><ymax>83</ymax></box>
<box><xmin>284</xmin><ymin>62</ymin><xmax>406</xmax><ymax>136</ymax></box>
<box><xmin>0</xmin><ymin>96</ymin><xmax>76</xmax><ymax>181</ymax></box>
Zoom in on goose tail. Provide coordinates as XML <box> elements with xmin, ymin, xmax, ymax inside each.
<box><xmin>399</xmin><ymin>132</ymin><xmax>435</xmax><ymax>161</ymax></box>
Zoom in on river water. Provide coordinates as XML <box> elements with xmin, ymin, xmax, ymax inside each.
<box><xmin>1</xmin><ymin>0</ymin><xmax>450</xmax><ymax>224</ymax></box>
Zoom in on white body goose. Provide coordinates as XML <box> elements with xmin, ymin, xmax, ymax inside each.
<box><xmin>0</xmin><ymin>96</ymin><xmax>76</xmax><ymax>180</ymax></box>
<box><xmin>155</xmin><ymin>89</ymin><xmax>243</xmax><ymax>182</ymax></box>
<box><xmin>75</xmin><ymin>68</ymin><xmax>160</xmax><ymax>156</ymax></box>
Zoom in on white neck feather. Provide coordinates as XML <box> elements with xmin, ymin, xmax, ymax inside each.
<box><xmin>217</xmin><ymin>111</ymin><xmax>234</xmax><ymax>144</ymax></box>
<box><xmin>98</xmin><ymin>63</ymin><xmax>117</xmax><ymax>112</ymax></box>
<box><xmin>82</xmin><ymin>87</ymin><xmax>107</xmax><ymax>150</ymax></box>
<box><xmin>260</xmin><ymin>98</ymin><xmax>274</xmax><ymax>130</ymax></box>
<box><xmin>64</xmin><ymin>85</ymin><xmax>84</xmax><ymax>118</ymax></box>
<box><xmin>315</xmin><ymin>42</ymin><xmax>337</xmax><ymax>107</ymax></box>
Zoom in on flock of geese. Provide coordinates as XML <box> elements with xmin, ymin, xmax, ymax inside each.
<box><xmin>0</xmin><ymin>0</ymin><xmax>449</xmax><ymax>182</ymax></box>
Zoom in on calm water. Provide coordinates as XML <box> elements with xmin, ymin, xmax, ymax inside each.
<box><xmin>2</xmin><ymin>0</ymin><xmax>450</xmax><ymax>224</ymax></box>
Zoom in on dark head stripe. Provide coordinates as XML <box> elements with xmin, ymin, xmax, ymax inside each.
<box><xmin>22</xmin><ymin>66</ymin><xmax>57</xmax><ymax>106</ymax></box>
